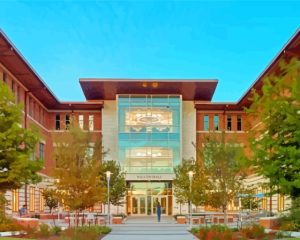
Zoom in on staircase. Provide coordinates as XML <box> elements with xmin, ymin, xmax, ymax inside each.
<box><xmin>103</xmin><ymin>216</ymin><xmax>197</xmax><ymax>240</ymax></box>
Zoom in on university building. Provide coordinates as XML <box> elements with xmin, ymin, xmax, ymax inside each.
<box><xmin>0</xmin><ymin>29</ymin><xmax>299</xmax><ymax>216</ymax></box>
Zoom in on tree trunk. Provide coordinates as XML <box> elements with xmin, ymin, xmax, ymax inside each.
<box><xmin>223</xmin><ymin>205</ymin><xmax>228</xmax><ymax>226</ymax></box>
<box><xmin>68</xmin><ymin>211</ymin><xmax>70</xmax><ymax>228</ymax></box>
<box><xmin>82</xmin><ymin>210</ymin><xmax>84</xmax><ymax>226</ymax></box>
<box><xmin>179</xmin><ymin>203</ymin><xmax>182</xmax><ymax>215</ymax></box>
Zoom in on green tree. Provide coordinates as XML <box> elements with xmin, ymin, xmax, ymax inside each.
<box><xmin>240</xmin><ymin>186</ymin><xmax>261</xmax><ymax>211</ymax></box>
<box><xmin>43</xmin><ymin>189</ymin><xmax>59</xmax><ymax>213</ymax></box>
<box><xmin>101</xmin><ymin>160</ymin><xmax>126</xmax><ymax>214</ymax></box>
<box><xmin>53</xmin><ymin>125</ymin><xmax>105</xmax><ymax>216</ymax></box>
<box><xmin>173</xmin><ymin>159</ymin><xmax>208</xmax><ymax>214</ymax></box>
<box><xmin>247</xmin><ymin>58</ymin><xmax>300</xmax><ymax>199</ymax></box>
<box><xmin>199</xmin><ymin>132</ymin><xmax>247</xmax><ymax>224</ymax></box>
<box><xmin>0</xmin><ymin>81</ymin><xmax>42</xmax><ymax>210</ymax></box>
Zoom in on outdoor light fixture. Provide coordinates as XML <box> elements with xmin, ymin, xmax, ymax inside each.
<box><xmin>188</xmin><ymin>171</ymin><xmax>194</xmax><ymax>229</ymax></box>
<box><xmin>106</xmin><ymin>171</ymin><xmax>111</xmax><ymax>225</ymax></box>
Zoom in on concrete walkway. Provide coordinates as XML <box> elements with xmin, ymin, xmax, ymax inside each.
<box><xmin>102</xmin><ymin>216</ymin><xmax>197</xmax><ymax>240</ymax></box>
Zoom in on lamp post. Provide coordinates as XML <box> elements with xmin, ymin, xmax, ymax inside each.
<box><xmin>106</xmin><ymin>171</ymin><xmax>111</xmax><ymax>225</ymax></box>
<box><xmin>188</xmin><ymin>170</ymin><xmax>194</xmax><ymax>229</ymax></box>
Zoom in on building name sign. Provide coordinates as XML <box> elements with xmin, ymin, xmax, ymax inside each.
<box><xmin>126</xmin><ymin>174</ymin><xmax>175</xmax><ymax>181</ymax></box>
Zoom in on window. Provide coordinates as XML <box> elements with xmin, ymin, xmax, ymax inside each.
<box><xmin>278</xmin><ymin>194</ymin><xmax>285</xmax><ymax>211</ymax></box>
<box><xmin>89</xmin><ymin>115</ymin><xmax>94</xmax><ymax>131</ymax></box>
<box><xmin>16</xmin><ymin>86</ymin><xmax>20</xmax><ymax>103</ymax></box>
<box><xmin>65</xmin><ymin>114</ymin><xmax>70</xmax><ymax>130</ymax></box>
<box><xmin>237</xmin><ymin>115</ymin><xmax>242</xmax><ymax>131</ymax></box>
<box><xmin>29</xmin><ymin>98</ymin><xmax>33</xmax><ymax>116</ymax></box>
<box><xmin>12</xmin><ymin>189</ymin><xmax>19</xmax><ymax>212</ymax></box>
<box><xmin>204</xmin><ymin>115</ymin><xmax>209</xmax><ymax>131</ymax></box>
<box><xmin>39</xmin><ymin>108</ymin><xmax>43</xmax><ymax>123</ymax></box>
<box><xmin>11</xmin><ymin>80</ymin><xmax>14</xmax><ymax>93</ymax></box>
<box><xmin>79</xmin><ymin>115</ymin><xmax>84</xmax><ymax>129</ymax></box>
<box><xmin>55</xmin><ymin>114</ymin><xmax>60</xmax><ymax>130</ymax></box>
<box><xmin>39</xmin><ymin>189</ymin><xmax>44</xmax><ymax>212</ymax></box>
<box><xmin>29</xmin><ymin>187</ymin><xmax>35</xmax><ymax>212</ymax></box>
<box><xmin>262</xmin><ymin>187</ymin><xmax>268</xmax><ymax>211</ymax></box>
<box><xmin>214</xmin><ymin>115</ymin><xmax>219</xmax><ymax>130</ymax></box>
<box><xmin>3</xmin><ymin>72</ymin><xmax>7</xmax><ymax>83</ymax></box>
<box><xmin>226</xmin><ymin>115</ymin><xmax>232</xmax><ymax>131</ymax></box>
<box><xmin>30</xmin><ymin>151</ymin><xmax>35</xmax><ymax>161</ymax></box>
<box><xmin>39</xmin><ymin>143</ymin><xmax>45</xmax><ymax>160</ymax></box>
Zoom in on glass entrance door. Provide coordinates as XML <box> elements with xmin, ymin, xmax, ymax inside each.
<box><xmin>131</xmin><ymin>196</ymin><xmax>146</xmax><ymax>215</ymax></box>
<box><xmin>152</xmin><ymin>196</ymin><xmax>168</xmax><ymax>215</ymax></box>
<box><xmin>130</xmin><ymin>195</ymin><xmax>168</xmax><ymax>215</ymax></box>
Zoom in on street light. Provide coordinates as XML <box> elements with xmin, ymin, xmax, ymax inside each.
<box><xmin>106</xmin><ymin>171</ymin><xmax>111</xmax><ymax>225</ymax></box>
<box><xmin>188</xmin><ymin>170</ymin><xmax>194</xmax><ymax>229</ymax></box>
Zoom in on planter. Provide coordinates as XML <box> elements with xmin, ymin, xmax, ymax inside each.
<box><xmin>0</xmin><ymin>231</ymin><xmax>24</xmax><ymax>237</ymax></box>
<box><xmin>177</xmin><ymin>216</ymin><xmax>186</xmax><ymax>224</ymax></box>
<box><xmin>259</xmin><ymin>217</ymin><xmax>280</xmax><ymax>229</ymax></box>
<box><xmin>112</xmin><ymin>216</ymin><xmax>123</xmax><ymax>224</ymax></box>
<box><xmin>15</xmin><ymin>217</ymin><xmax>39</xmax><ymax>229</ymax></box>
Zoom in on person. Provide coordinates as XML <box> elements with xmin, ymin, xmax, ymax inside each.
<box><xmin>156</xmin><ymin>201</ymin><xmax>161</xmax><ymax>222</ymax></box>
<box><xmin>19</xmin><ymin>204</ymin><xmax>27</xmax><ymax>217</ymax></box>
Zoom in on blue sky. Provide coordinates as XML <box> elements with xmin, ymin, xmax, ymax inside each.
<box><xmin>0</xmin><ymin>1</ymin><xmax>299</xmax><ymax>102</ymax></box>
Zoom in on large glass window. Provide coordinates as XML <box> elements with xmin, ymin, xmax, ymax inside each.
<box><xmin>29</xmin><ymin>187</ymin><xmax>35</xmax><ymax>212</ymax></box>
<box><xmin>227</xmin><ymin>115</ymin><xmax>232</xmax><ymax>131</ymax></box>
<box><xmin>65</xmin><ymin>114</ymin><xmax>70</xmax><ymax>130</ymax></box>
<box><xmin>39</xmin><ymin>143</ymin><xmax>44</xmax><ymax>160</ymax></box>
<box><xmin>118</xmin><ymin>95</ymin><xmax>181</xmax><ymax>174</ymax></box>
<box><xmin>12</xmin><ymin>189</ymin><xmax>19</xmax><ymax>212</ymax></box>
<box><xmin>89</xmin><ymin>115</ymin><xmax>94</xmax><ymax>131</ymax></box>
<box><xmin>39</xmin><ymin>189</ymin><xmax>44</xmax><ymax>212</ymax></box>
<box><xmin>79</xmin><ymin>115</ymin><xmax>84</xmax><ymax>129</ymax></box>
<box><xmin>237</xmin><ymin>115</ymin><xmax>242</xmax><ymax>131</ymax></box>
<box><xmin>214</xmin><ymin>115</ymin><xmax>219</xmax><ymax>130</ymax></box>
<box><xmin>204</xmin><ymin>115</ymin><xmax>209</xmax><ymax>131</ymax></box>
<box><xmin>55</xmin><ymin>114</ymin><xmax>60</xmax><ymax>130</ymax></box>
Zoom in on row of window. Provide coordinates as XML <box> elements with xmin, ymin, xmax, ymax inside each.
<box><xmin>1</xmin><ymin>70</ymin><xmax>47</xmax><ymax>127</ymax></box>
<box><xmin>203</xmin><ymin>114</ymin><xmax>243</xmax><ymax>131</ymax></box>
<box><xmin>12</xmin><ymin>187</ymin><xmax>44</xmax><ymax>212</ymax></box>
<box><xmin>55</xmin><ymin>114</ymin><xmax>94</xmax><ymax>131</ymax></box>
<box><xmin>28</xmin><ymin>97</ymin><xmax>46</xmax><ymax>126</ymax></box>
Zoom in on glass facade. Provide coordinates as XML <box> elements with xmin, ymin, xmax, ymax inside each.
<box><xmin>118</xmin><ymin>95</ymin><xmax>181</xmax><ymax>174</ymax></box>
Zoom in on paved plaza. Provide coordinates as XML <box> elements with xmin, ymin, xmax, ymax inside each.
<box><xmin>102</xmin><ymin>216</ymin><xmax>197</xmax><ymax>240</ymax></box>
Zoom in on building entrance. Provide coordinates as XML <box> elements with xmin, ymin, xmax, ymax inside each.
<box><xmin>127</xmin><ymin>182</ymin><xmax>172</xmax><ymax>216</ymax></box>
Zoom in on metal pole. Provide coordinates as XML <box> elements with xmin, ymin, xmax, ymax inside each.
<box><xmin>107</xmin><ymin>177</ymin><xmax>110</xmax><ymax>225</ymax></box>
<box><xmin>189</xmin><ymin>176</ymin><xmax>192</xmax><ymax>228</ymax></box>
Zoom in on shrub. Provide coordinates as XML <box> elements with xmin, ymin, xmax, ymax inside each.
<box><xmin>241</xmin><ymin>224</ymin><xmax>265</xmax><ymax>239</ymax></box>
<box><xmin>37</xmin><ymin>223</ymin><xmax>51</xmax><ymax>238</ymax></box>
<box><xmin>51</xmin><ymin>225</ymin><xmax>62</xmax><ymax>235</ymax></box>
<box><xmin>0</xmin><ymin>215</ymin><xmax>23</xmax><ymax>232</ymax></box>
<box><xmin>60</xmin><ymin>225</ymin><xmax>111</xmax><ymax>240</ymax></box>
<box><xmin>198</xmin><ymin>226</ymin><xmax>233</xmax><ymax>240</ymax></box>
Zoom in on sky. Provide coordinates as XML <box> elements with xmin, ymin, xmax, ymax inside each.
<box><xmin>0</xmin><ymin>1</ymin><xmax>299</xmax><ymax>102</ymax></box>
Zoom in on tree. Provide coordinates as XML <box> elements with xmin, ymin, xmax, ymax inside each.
<box><xmin>53</xmin><ymin>125</ymin><xmax>105</xmax><ymax>216</ymax></box>
<box><xmin>43</xmin><ymin>189</ymin><xmax>59</xmax><ymax>213</ymax></box>
<box><xmin>247</xmin><ymin>58</ymin><xmax>300</xmax><ymax>199</ymax></box>
<box><xmin>173</xmin><ymin>159</ymin><xmax>208</xmax><ymax>214</ymax></box>
<box><xmin>43</xmin><ymin>188</ymin><xmax>59</xmax><ymax>226</ymax></box>
<box><xmin>240</xmin><ymin>186</ymin><xmax>261</xmax><ymax>211</ymax></box>
<box><xmin>101</xmin><ymin>160</ymin><xmax>126</xmax><ymax>214</ymax></box>
<box><xmin>0</xmin><ymin>81</ymin><xmax>42</xmax><ymax>207</ymax></box>
<box><xmin>198</xmin><ymin>132</ymin><xmax>247</xmax><ymax>224</ymax></box>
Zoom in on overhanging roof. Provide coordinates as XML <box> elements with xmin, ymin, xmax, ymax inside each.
<box><xmin>237</xmin><ymin>28</ymin><xmax>300</xmax><ymax>108</ymax></box>
<box><xmin>0</xmin><ymin>30</ymin><xmax>103</xmax><ymax>110</ymax></box>
<box><xmin>80</xmin><ymin>78</ymin><xmax>218</xmax><ymax>101</ymax></box>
